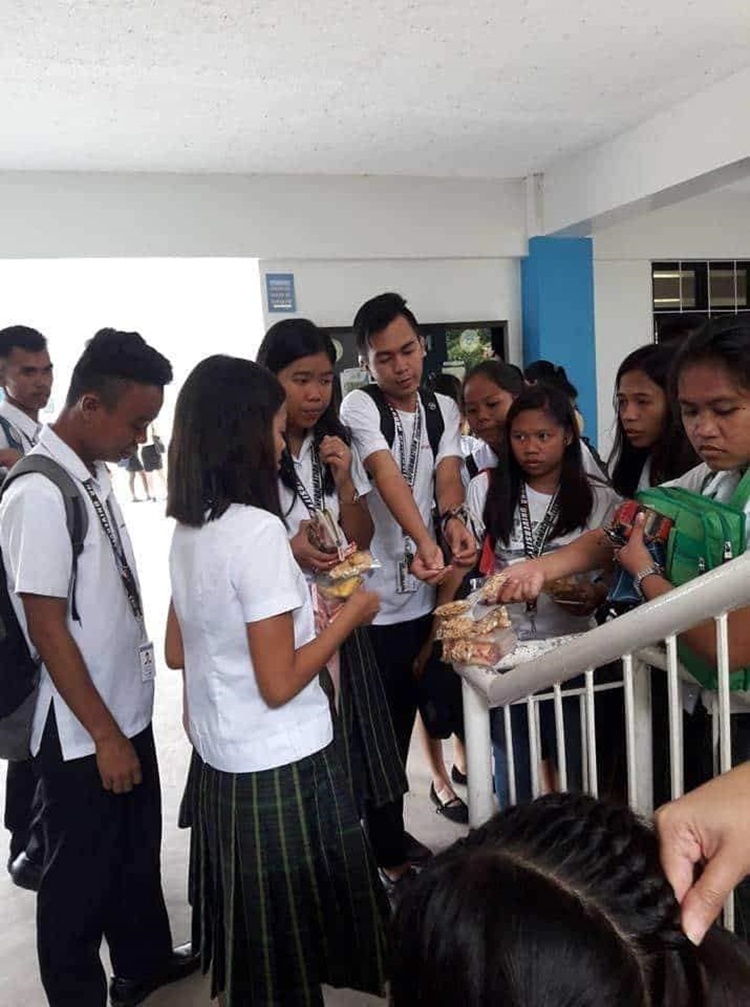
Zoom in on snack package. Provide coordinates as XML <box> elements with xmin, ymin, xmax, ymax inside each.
<box><xmin>443</xmin><ymin>627</ymin><xmax>518</xmax><ymax>668</ymax></box>
<box><xmin>544</xmin><ymin>574</ymin><xmax>592</xmax><ymax>605</ymax></box>
<box><xmin>479</xmin><ymin>570</ymin><xmax>511</xmax><ymax>605</ymax></box>
<box><xmin>433</xmin><ymin>599</ymin><xmax>472</xmax><ymax>619</ymax></box>
<box><xmin>308</xmin><ymin>508</ymin><xmax>352</xmax><ymax>559</ymax></box>
<box><xmin>317</xmin><ymin>550</ymin><xmax>380</xmax><ymax>601</ymax></box>
<box><xmin>606</xmin><ymin>500</ymin><xmax>673</xmax><ymax>548</ymax></box>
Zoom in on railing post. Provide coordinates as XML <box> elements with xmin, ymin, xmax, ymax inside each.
<box><xmin>462</xmin><ymin>678</ymin><xmax>495</xmax><ymax>828</ymax></box>
<box><xmin>632</xmin><ymin>658</ymin><xmax>654</xmax><ymax>815</ymax></box>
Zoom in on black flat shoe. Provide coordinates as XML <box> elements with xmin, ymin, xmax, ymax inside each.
<box><xmin>8</xmin><ymin>852</ymin><xmax>42</xmax><ymax>892</ymax></box>
<box><xmin>403</xmin><ymin>831</ymin><xmax>433</xmax><ymax>866</ymax></box>
<box><xmin>451</xmin><ymin>764</ymin><xmax>468</xmax><ymax>786</ymax></box>
<box><xmin>109</xmin><ymin>942</ymin><xmax>200</xmax><ymax>1007</ymax></box>
<box><xmin>430</xmin><ymin>783</ymin><xmax>469</xmax><ymax>824</ymax></box>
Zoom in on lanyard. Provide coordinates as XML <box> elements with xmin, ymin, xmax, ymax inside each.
<box><xmin>391</xmin><ymin>401</ymin><xmax>423</xmax><ymax>489</ymax></box>
<box><xmin>294</xmin><ymin>443</ymin><xmax>325</xmax><ymax>516</ymax></box>
<box><xmin>82</xmin><ymin>480</ymin><xmax>143</xmax><ymax>622</ymax></box>
<box><xmin>518</xmin><ymin>484</ymin><xmax>560</xmax><ymax>559</ymax></box>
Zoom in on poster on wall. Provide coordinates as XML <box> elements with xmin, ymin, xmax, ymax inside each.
<box><xmin>442</xmin><ymin>326</ymin><xmax>494</xmax><ymax>378</ymax></box>
<box><xmin>266</xmin><ymin>273</ymin><xmax>296</xmax><ymax>313</ymax></box>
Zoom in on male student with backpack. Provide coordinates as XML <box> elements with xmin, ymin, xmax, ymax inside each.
<box><xmin>0</xmin><ymin>329</ymin><xmax>199</xmax><ymax>1007</ymax></box>
<box><xmin>0</xmin><ymin>324</ymin><xmax>54</xmax><ymax>891</ymax></box>
<box><xmin>340</xmin><ymin>292</ymin><xmax>476</xmax><ymax>893</ymax></box>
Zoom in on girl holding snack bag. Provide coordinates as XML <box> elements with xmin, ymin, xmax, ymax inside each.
<box><xmin>256</xmin><ymin>320</ymin><xmax>408</xmax><ymax>823</ymax></box>
<box><xmin>466</xmin><ymin>385</ymin><xmax>621</xmax><ymax>806</ymax></box>
<box><xmin>166</xmin><ymin>356</ymin><xmax>388</xmax><ymax>1006</ymax></box>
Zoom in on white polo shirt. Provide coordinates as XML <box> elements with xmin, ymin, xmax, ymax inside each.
<box><xmin>0</xmin><ymin>427</ymin><xmax>152</xmax><ymax>761</ymax></box>
<box><xmin>169</xmin><ymin>503</ymin><xmax>332</xmax><ymax>774</ymax></box>
<box><xmin>0</xmin><ymin>399</ymin><xmax>41</xmax><ymax>454</ymax></box>
<box><xmin>279</xmin><ymin>433</ymin><xmax>371</xmax><ymax>543</ymax></box>
<box><xmin>340</xmin><ymin>388</ymin><xmax>463</xmax><ymax>625</ymax></box>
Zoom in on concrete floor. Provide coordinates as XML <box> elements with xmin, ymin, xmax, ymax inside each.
<box><xmin>0</xmin><ymin>488</ymin><xmax>468</xmax><ymax>1006</ymax></box>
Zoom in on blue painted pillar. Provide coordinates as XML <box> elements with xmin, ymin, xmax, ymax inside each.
<box><xmin>521</xmin><ymin>236</ymin><xmax>598</xmax><ymax>446</ymax></box>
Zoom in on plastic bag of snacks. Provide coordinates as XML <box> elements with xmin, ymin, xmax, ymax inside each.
<box><xmin>433</xmin><ymin>592</ymin><xmax>517</xmax><ymax>668</ymax></box>
<box><xmin>317</xmin><ymin>551</ymin><xmax>381</xmax><ymax>601</ymax></box>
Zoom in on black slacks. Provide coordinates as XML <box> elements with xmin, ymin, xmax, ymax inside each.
<box><xmin>34</xmin><ymin>711</ymin><xmax>173</xmax><ymax>1007</ymax></box>
<box><xmin>363</xmin><ymin>613</ymin><xmax>432</xmax><ymax>868</ymax></box>
<box><xmin>4</xmin><ymin>758</ymin><xmax>44</xmax><ymax>863</ymax></box>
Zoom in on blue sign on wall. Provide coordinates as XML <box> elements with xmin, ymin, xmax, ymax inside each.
<box><xmin>266</xmin><ymin>273</ymin><xmax>296</xmax><ymax>313</ymax></box>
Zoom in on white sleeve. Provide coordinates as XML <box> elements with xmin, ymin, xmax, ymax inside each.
<box><xmin>349</xmin><ymin>445</ymin><xmax>372</xmax><ymax>497</ymax></box>
<box><xmin>588</xmin><ymin>482</ymin><xmax>622</xmax><ymax>531</ymax></box>
<box><xmin>466</xmin><ymin>472</ymin><xmax>490</xmax><ymax>523</ymax></box>
<box><xmin>0</xmin><ymin>423</ymin><xmax>10</xmax><ymax>450</ymax></box>
<box><xmin>340</xmin><ymin>390</ymin><xmax>391</xmax><ymax>464</ymax></box>
<box><xmin>230</xmin><ymin>514</ymin><xmax>307</xmax><ymax>624</ymax></box>
<box><xmin>0</xmin><ymin>476</ymin><xmax>72</xmax><ymax>598</ymax></box>
<box><xmin>435</xmin><ymin>396</ymin><xmax>463</xmax><ymax>466</ymax></box>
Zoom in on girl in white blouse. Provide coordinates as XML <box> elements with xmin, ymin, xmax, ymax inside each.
<box><xmin>166</xmin><ymin>355</ymin><xmax>387</xmax><ymax>1007</ymax></box>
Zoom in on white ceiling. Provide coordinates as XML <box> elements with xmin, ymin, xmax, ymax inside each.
<box><xmin>2</xmin><ymin>0</ymin><xmax>750</xmax><ymax>177</ymax></box>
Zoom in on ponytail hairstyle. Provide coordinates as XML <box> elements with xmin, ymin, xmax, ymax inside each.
<box><xmin>610</xmin><ymin>344</ymin><xmax>697</xmax><ymax>497</ymax></box>
<box><xmin>524</xmin><ymin>359</ymin><xmax>579</xmax><ymax>401</ymax></box>
<box><xmin>483</xmin><ymin>385</ymin><xmax>594</xmax><ymax>547</ymax></box>
<box><xmin>391</xmin><ymin>793</ymin><xmax>746</xmax><ymax>1006</ymax></box>
<box><xmin>256</xmin><ymin>318</ymin><xmax>350</xmax><ymax>503</ymax></box>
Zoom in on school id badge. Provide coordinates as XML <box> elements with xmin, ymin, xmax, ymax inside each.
<box><xmin>139</xmin><ymin>641</ymin><xmax>156</xmax><ymax>682</ymax></box>
<box><xmin>396</xmin><ymin>547</ymin><xmax>420</xmax><ymax>595</ymax></box>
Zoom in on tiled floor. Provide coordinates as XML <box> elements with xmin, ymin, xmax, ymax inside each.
<box><xmin>0</xmin><ymin>491</ymin><xmax>468</xmax><ymax>1005</ymax></box>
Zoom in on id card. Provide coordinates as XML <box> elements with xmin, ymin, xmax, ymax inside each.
<box><xmin>139</xmin><ymin>641</ymin><xmax>156</xmax><ymax>682</ymax></box>
<box><xmin>396</xmin><ymin>552</ymin><xmax>419</xmax><ymax>595</ymax></box>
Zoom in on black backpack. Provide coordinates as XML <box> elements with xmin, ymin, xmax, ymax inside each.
<box><xmin>0</xmin><ymin>456</ymin><xmax>88</xmax><ymax>760</ymax></box>
<box><xmin>360</xmin><ymin>383</ymin><xmax>445</xmax><ymax>460</ymax></box>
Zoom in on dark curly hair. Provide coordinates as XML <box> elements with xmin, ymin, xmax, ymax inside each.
<box><xmin>65</xmin><ymin>327</ymin><xmax>173</xmax><ymax>408</ymax></box>
<box><xmin>390</xmin><ymin>793</ymin><xmax>750</xmax><ymax>1006</ymax></box>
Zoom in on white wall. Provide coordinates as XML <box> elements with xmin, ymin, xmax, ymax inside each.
<box><xmin>593</xmin><ymin>188</ymin><xmax>750</xmax><ymax>458</ymax></box>
<box><xmin>258</xmin><ymin>257</ymin><xmax>523</xmax><ymax>364</ymax></box>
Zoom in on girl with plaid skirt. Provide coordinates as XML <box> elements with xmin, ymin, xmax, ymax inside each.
<box><xmin>166</xmin><ymin>356</ymin><xmax>389</xmax><ymax>1006</ymax></box>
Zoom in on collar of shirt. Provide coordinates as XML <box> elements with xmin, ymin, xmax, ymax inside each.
<box><xmin>290</xmin><ymin>432</ymin><xmax>315</xmax><ymax>466</ymax></box>
<box><xmin>0</xmin><ymin>399</ymin><xmax>42</xmax><ymax>444</ymax></box>
<box><xmin>37</xmin><ymin>425</ymin><xmax>113</xmax><ymax>499</ymax></box>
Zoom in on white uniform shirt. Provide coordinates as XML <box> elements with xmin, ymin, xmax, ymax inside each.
<box><xmin>467</xmin><ymin>472</ymin><xmax>621</xmax><ymax>638</ymax></box>
<box><xmin>0</xmin><ymin>399</ymin><xmax>41</xmax><ymax>454</ymax></box>
<box><xmin>340</xmin><ymin>389</ymin><xmax>463</xmax><ymax>626</ymax></box>
<box><xmin>0</xmin><ymin>427</ymin><xmax>152</xmax><ymax>760</ymax></box>
<box><xmin>279</xmin><ymin>433</ymin><xmax>371</xmax><ymax>566</ymax></box>
<box><xmin>169</xmin><ymin>504</ymin><xmax>332</xmax><ymax>773</ymax></box>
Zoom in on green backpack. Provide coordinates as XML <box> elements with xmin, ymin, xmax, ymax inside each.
<box><xmin>636</xmin><ymin>470</ymin><xmax>750</xmax><ymax>691</ymax></box>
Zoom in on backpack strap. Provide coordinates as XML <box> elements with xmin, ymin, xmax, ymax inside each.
<box><xmin>420</xmin><ymin>388</ymin><xmax>445</xmax><ymax>461</ymax></box>
<box><xmin>465</xmin><ymin>454</ymin><xmax>479</xmax><ymax>480</ymax></box>
<box><xmin>729</xmin><ymin>467</ymin><xmax>750</xmax><ymax>510</ymax></box>
<box><xmin>360</xmin><ymin>384</ymin><xmax>395</xmax><ymax>448</ymax></box>
<box><xmin>1</xmin><ymin>456</ymin><xmax>89</xmax><ymax>622</ymax></box>
<box><xmin>0</xmin><ymin>415</ymin><xmax>23</xmax><ymax>454</ymax></box>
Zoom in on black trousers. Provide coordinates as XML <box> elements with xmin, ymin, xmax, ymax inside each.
<box><xmin>4</xmin><ymin>758</ymin><xmax>44</xmax><ymax>863</ymax></box>
<box><xmin>363</xmin><ymin>614</ymin><xmax>432</xmax><ymax>868</ymax></box>
<box><xmin>34</xmin><ymin>712</ymin><xmax>173</xmax><ymax>1007</ymax></box>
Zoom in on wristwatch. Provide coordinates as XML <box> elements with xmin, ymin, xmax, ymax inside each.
<box><xmin>633</xmin><ymin>564</ymin><xmax>664</xmax><ymax>593</ymax></box>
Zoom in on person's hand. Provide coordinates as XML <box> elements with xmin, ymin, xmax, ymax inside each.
<box><xmin>290</xmin><ymin>520</ymin><xmax>340</xmax><ymax>574</ymax></box>
<box><xmin>343</xmin><ymin>586</ymin><xmax>381</xmax><ymax>627</ymax></box>
<box><xmin>617</xmin><ymin>513</ymin><xmax>653</xmax><ymax>577</ymax></box>
<box><xmin>318</xmin><ymin>436</ymin><xmax>353</xmax><ymax>489</ymax></box>
<box><xmin>444</xmin><ymin>518</ymin><xmax>478</xmax><ymax>568</ymax></box>
<box><xmin>655</xmin><ymin>762</ymin><xmax>750</xmax><ymax>945</ymax></box>
<box><xmin>411</xmin><ymin>540</ymin><xmax>452</xmax><ymax>586</ymax></box>
<box><xmin>496</xmin><ymin>559</ymin><xmax>546</xmax><ymax>604</ymax></box>
<box><xmin>549</xmin><ymin>579</ymin><xmax>605</xmax><ymax>618</ymax></box>
<box><xmin>96</xmin><ymin>732</ymin><xmax>142</xmax><ymax>794</ymax></box>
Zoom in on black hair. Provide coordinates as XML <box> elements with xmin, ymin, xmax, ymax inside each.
<box><xmin>609</xmin><ymin>343</ymin><xmax>698</xmax><ymax>497</ymax></box>
<box><xmin>256</xmin><ymin>318</ymin><xmax>350</xmax><ymax>503</ymax></box>
<box><xmin>390</xmin><ymin>793</ymin><xmax>748</xmax><ymax>1006</ymax></box>
<box><xmin>428</xmin><ymin>371</ymin><xmax>462</xmax><ymax>404</ymax></box>
<box><xmin>524</xmin><ymin>359</ymin><xmax>579</xmax><ymax>400</ymax></box>
<box><xmin>167</xmin><ymin>355</ymin><xmax>285</xmax><ymax>527</ymax></box>
<box><xmin>671</xmin><ymin>315</ymin><xmax>750</xmax><ymax>400</ymax></box>
<box><xmin>0</xmin><ymin>325</ymin><xmax>47</xmax><ymax>360</ymax></box>
<box><xmin>483</xmin><ymin>385</ymin><xmax>594</xmax><ymax>546</ymax></box>
<box><xmin>352</xmin><ymin>292</ymin><xmax>419</xmax><ymax>355</ymax></box>
<box><xmin>463</xmin><ymin>358</ymin><xmax>525</xmax><ymax>400</ymax></box>
<box><xmin>65</xmin><ymin>328</ymin><xmax>173</xmax><ymax>409</ymax></box>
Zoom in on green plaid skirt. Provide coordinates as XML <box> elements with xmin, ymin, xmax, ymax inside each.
<box><xmin>332</xmin><ymin>627</ymin><xmax>408</xmax><ymax>813</ymax></box>
<box><xmin>185</xmin><ymin>745</ymin><xmax>389</xmax><ymax>1006</ymax></box>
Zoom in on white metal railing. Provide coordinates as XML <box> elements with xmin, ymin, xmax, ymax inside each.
<box><xmin>455</xmin><ymin>553</ymin><xmax>750</xmax><ymax>931</ymax></box>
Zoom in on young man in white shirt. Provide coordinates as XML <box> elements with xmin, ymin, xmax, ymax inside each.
<box><xmin>0</xmin><ymin>325</ymin><xmax>54</xmax><ymax>892</ymax></box>
<box><xmin>340</xmin><ymin>293</ymin><xmax>476</xmax><ymax>888</ymax></box>
<box><xmin>0</xmin><ymin>329</ymin><xmax>198</xmax><ymax>1007</ymax></box>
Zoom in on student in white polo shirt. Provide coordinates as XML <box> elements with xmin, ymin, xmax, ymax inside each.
<box><xmin>0</xmin><ymin>324</ymin><xmax>53</xmax><ymax>892</ymax></box>
<box><xmin>0</xmin><ymin>329</ymin><xmax>198</xmax><ymax>1007</ymax></box>
<box><xmin>340</xmin><ymin>293</ymin><xmax>477</xmax><ymax>891</ymax></box>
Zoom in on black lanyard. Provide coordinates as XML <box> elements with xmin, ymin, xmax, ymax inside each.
<box><xmin>518</xmin><ymin>484</ymin><xmax>560</xmax><ymax>559</ymax></box>
<box><xmin>82</xmin><ymin>480</ymin><xmax>143</xmax><ymax>622</ymax></box>
<box><xmin>391</xmin><ymin>401</ymin><xmax>423</xmax><ymax>489</ymax></box>
<box><xmin>294</xmin><ymin>443</ymin><xmax>325</xmax><ymax>516</ymax></box>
